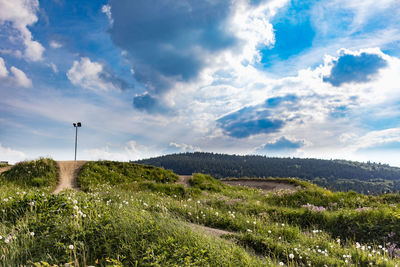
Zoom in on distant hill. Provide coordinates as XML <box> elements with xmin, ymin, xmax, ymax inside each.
<box><xmin>136</xmin><ymin>152</ymin><xmax>400</xmax><ymax>194</ymax></box>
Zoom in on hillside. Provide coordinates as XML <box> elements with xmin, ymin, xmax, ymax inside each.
<box><xmin>0</xmin><ymin>159</ymin><xmax>400</xmax><ymax>266</ymax></box>
<box><xmin>136</xmin><ymin>152</ymin><xmax>400</xmax><ymax>194</ymax></box>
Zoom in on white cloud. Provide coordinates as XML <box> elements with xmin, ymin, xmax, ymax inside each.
<box><xmin>0</xmin><ymin>143</ymin><xmax>25</xmax><ymax>164</ymax></box>
<box><xmin>82</xmin><ymin>141</ymin><xmax>153</xmax><ymax>161</ymax></box>
<box><xmin>101</xmin><ymin>4</ymin><xmax>113</xmax><ymax>25</ymax></box>
<box><xmin>49</xmin><ymin>40</ymin><xmax>62</xmax><ymax>49</ymax></box>
<box><xmin>0</xmin><ymin>57</ymin><xmax>32</xmax><ymax>87</ymax></box>
<box><xmin>0</xmin><ymin>57</ymin><xmax>8</xmax><ymax>77</ymax></box>
<box><xmin>10</xmin><ymin>66</ymin><xmax>32</xmax><ymax>87</ymax></box>
<box><xmin>169</xmin><ymin>142</ymin><xmax>201</xmax><ymax>152</ymax></box>
<box><xmin>0</xmin><ymin>0</ymin><xmax>44</xmax><ymax>61</ymax></box>
<box><xmin>67</xmin><ymin>57</ymin><xmax>116</xmax><ymax>92</ymax></box>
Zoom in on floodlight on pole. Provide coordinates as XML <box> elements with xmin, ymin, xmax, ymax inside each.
<box><xmin>73</xmin><ymin>122</ymin><xmax>82</xmax><ymax>161</ymax></box>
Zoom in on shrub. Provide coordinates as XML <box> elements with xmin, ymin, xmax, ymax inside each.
<box><xmin>189</xmin><ymin>173</ymin><xmax>226</xmax><ymax>192</ymax></box>
<box><xmin>1</xmin><ymin>158</ymin><xmax>58</xmax><ymax>188</ymax></box>
<box><xmin>78</xmin><ymin>161</ymin><xmax>178</xmax><ymax>191</ymax></box>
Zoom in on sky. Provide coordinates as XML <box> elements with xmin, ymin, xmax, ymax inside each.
<box><xmin>0</xmin><ymin>0</ymin><xmax>400</xmax><ymax>166</ymax></box>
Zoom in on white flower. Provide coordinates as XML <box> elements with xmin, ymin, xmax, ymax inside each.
<box><xmin>253</xmin><ymin>221</ymin><xmax>256</xmax><ymax>225</ymax></box>
<box><xmin>68</xmin><ymin>244</ymin><xmax>74</xmax><ymax>250</ymax></box>
<box><xmin>73</xmin><ymin>200</ymin><xmax>78</xmax><ymax>204</ymax></box>
<box><xmin>247</xmin><ymin>229</ymin><xmax>252</xmax><ymax>233</ymax></box>
<box><xmin>289</xmin><ymin>253</ymin><xmax>294</xmax><ymax>259</ymax></box>
<box><xmin>215</xmin><ymin>212</ymin><xmax>219</xmax><ymax>216</ymax></box>
<box><xmin>73</xmin><ymin>205</ymin><xmax>79</xmax><ymax>210</ymax></box>
<box><xmin>0</xmin><ymin>235</ymin><xmax>2</xmax><ymax>240</ymax></box>
<box><xmin>268</xmin><ymin>230</ymin><xmax>272</xmax><ymax>234</ymax></box>
<box><xmin>5</xmin><ymin>239</ymin><xmax>9</xmax><ymax>243</ymax></box>
<box><xmin>279</xmin><ymin>262</ymin><xmax>284</xmax><ymax>266</ymax></box>
<box><xmin>30</xmin><ymin>232</ymin><xmax>35</xmax><ymax>236</ymax></box>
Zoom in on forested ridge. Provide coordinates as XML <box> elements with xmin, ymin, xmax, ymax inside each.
<box><xmin>136</xmin><ymin>152</ymin><xmax>400</xmax><ymax>194</ymax></box>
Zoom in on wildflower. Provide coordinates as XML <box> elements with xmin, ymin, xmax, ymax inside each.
<box><xmin>247</xmin><ymin>229</ymin><xmax>252</xmax><ymax>233</ymax></box>
<box><xmin>73</xmin><ymin>205</ymin><xmax>79</xmax><ymax>210</ymax></box>
<box><xmin>68</xmin><ymin>245</ymin><xmax>74</xmax><ymax>250</ymax></box>
<box><xmin>197</xmin><ymin>200</ymin><xmax>200</xmax><ymax>204</ymax></box>
<box><xmin>253</xmin><ymin>221</ymin><xmax>256</xmax><ymax>225</ymax></box>
<box><xmin>73</xmin><ymin>200</ymin><xmax>78</xmax><ymax>204</ymax></box>
<box><xmin>5</xmin><ymin>239</ymin><xmax>9</xmax><ymax>244</ymax></box>
<box><xmin>215</xmin><ymin>212</ymin><xmax>219</xmax><ymax>216</ymax></box>
<box><xmin>246</xmin><ymin>220</ymin><xmax>250</xmax><ymax>223</ymax></box>
<box><xmin>289</xmin><ymin>253</ymin><xmax>294</xmax><ymax>259</ymax></box>
<box><xmin>0</xmin><ymin>235</ymin><xmax>2</xmax><ymax>239</ymax></box>
<box><xmin>30</xmin><ymin>232</ymin><xmax>35</xmax><ymax>236</ymax></box>
<box><xmin>279</xmin><ymin>262</ymin><xmax>284</xmax><ymax>266</ymax></box>
<box><xmin>268</xmin><ymin>230</ymin><xmax>272</xmax><ymax>234</ymax></box>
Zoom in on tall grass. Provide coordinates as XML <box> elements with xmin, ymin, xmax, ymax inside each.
<box><xmin>0</xmin><ymin>160</ymin><xmax>399</xmax><ymax>266</ymax></box>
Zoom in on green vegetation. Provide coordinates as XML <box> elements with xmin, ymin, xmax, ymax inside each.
<box><xmin>0</xmin><ymin>158</ymin><xmax>58</xmax><ymax>189</ymax></box>
<box><xmin>0</xmin><ymin>159</ymin><xmax>399</xmax><ymax>266</ymax></box>
<box><xmin>78</xmin><ymin>160</ymin><xmax>178</xmax><ymax>191</ymax></box>
<box><xmin>189</xmin><ymin>173</ymin><xmax>226</xmax><ymax>192</ymax></box>
<box><xmin>136</xmin><ymin>152</ymin><xmax>400</xmax><ymax>194</ymax></box>
<box><xmin>0</xmin><ymin>162</ymin><xmax>10</xmax><ymax>167</ymax></box>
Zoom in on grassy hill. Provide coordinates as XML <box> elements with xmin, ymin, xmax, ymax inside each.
<box><xmin>0</xmin><ymin>159</ymin><xmax>399</xmax><ymax>266</ymax></box>
<box><xmin>136</xmin><ymin>152</ymin><xmax>400</xmax><ymax>194</ymax></box>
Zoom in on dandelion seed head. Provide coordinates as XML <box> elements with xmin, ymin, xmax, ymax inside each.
<box><xmin>68</xmin><ymin>244</ymin><xmax>74</xmax><ymax>250</ymax></box>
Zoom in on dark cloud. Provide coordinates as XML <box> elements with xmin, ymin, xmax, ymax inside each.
<box><xmin>109</xmin><ymin>0</ymin><xmax>239</xmax><ymax>94</ymax></box>
<box><xmin>133</xmin><ymin>93</ymin><xmax>169</xmax><ymax>114</ymax></box>
<box><xmin>99</xmin><ymin>69</ymin><xmax>131</xmax><ymax>91</ymax></box>
<box><xmin>217</xmin><ymin>106</ymin><xmax>284</xmax><ymax>138</ymax></box>
<box><xmin>265</xmin><ymin>94</ymin><xmax>298</xmax><ymax>107</ymax></box>
<box><xmin>323</xmin><ymin>52</ymin><xmax>388</xmax><ymax>87</ymax></box>
<box><xmin>260</xmin><ymin>136</ymin><xmax>304</xmax><ymax>151</ymax></box>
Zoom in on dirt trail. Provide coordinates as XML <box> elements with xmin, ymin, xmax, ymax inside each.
<box><xmin>177</xmin><ymin>175</ymin><xmax>191</xmax><ymax>186</ymax></box>
<box><xmin>187</xmin><ymin>223</ymin><xmax>233</xmax><ymax>238</ymax></box>
<box><xmin>53</xmin><ymin>161</ymin><xmax>86</xmax><ymax>194</ymax></box>
<box><xmin>0</xmin><ymin>166</ymin><xmax>12</xmax><ymax>174</ymax></box>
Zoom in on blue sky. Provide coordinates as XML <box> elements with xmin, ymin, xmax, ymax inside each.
<box><xmin>1</xmin><ymin>0</ymin><xmax>400</xmax><ymax>166</ymax></box>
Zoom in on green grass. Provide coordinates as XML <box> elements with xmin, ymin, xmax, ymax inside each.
<box><xmin>0</xmin><ymin>160</ymin><xmax>399</xmax><ymax>266</ymax></box>
<box><xmin>0</xmin><ymin>162</ymin><xmax>10</xmax><ymax>168</ymax></box>
<box><xmin>78</xmin><ymin>161</ymin><xmax>178</xmax><ymax>191</ymax></box>
<box><xmin>0</xmin><ymin>158</ymin><xmax>58</xmax><ymax>189</ymax></box>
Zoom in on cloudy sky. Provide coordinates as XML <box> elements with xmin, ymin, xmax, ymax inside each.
<box><xmin>1</xmin><ymin>0</ymin><xmax>400</xmax><ymax>166</ymax></box>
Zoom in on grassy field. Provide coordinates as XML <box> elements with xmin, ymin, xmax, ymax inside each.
<box><xmin>0</xmin><ymin>159</ymin><xmax>399</xmax><ymax>266</ymax></box>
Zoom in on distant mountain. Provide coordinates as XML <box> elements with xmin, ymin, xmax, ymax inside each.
<box><xmin>136</xmin><ymin>152</ymin><xmax>400</xmax><ymax>194</ymax></box>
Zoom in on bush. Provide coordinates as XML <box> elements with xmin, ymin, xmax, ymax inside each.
<box><xmin>189</xmin><ymin>173</ymin><xmax>226</xmax><ymax>192</ymax></box>
<box><xmin>78</xmin><ymin>161</ymin><xmax>178</xmax><ymax>191</ymax></box>
<box><xmin>1</xmin><ymin>158</ymin><xmax>58</xmax><ymax>188</ymax></box>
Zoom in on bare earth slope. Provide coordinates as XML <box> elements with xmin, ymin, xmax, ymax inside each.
<box><xmin>53</xmin><ymin>161</ymin><xmax>86</xmax><ymax>194</ymax></box>
<box><xmin>0</xmin><ymin>166</ymin><xmax>12</xmax><ymax>174</ymax></box>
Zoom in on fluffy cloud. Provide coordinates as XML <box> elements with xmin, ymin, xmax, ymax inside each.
<box><xmin>0</xmin><ymin>0</ymin><xmax>44</xmax><ymax>61</ymax></box>
<box><xmin>82</xmin><ymin>141</ymin><xmax>152</xmax><ymax>161</ymax></box>
<box><xmin>0</xmin><ymin>57</ymin><xmax>32</xmax><ymax>87</ymax></box>
<box><xmin>107</xmin><ymin>0</ymin><xmax>286</xmax><ymax>112</ymax></box>
<box><xmin>67</xmin><ymin>57</ymin><xmax>130</xmax><ymax>92</ymax></box>
<box><xmin>0</xmin><ymin>143</ymin><xmax>25</xmax><ymax>163</ymax></box>
<box><xmin>169</xmin><ymin>142</ymin><xmax>201</xmax><ymax>153</ymax></box>
<box><xmin>323</xmin><ymin>51</ymin><xmax>388</xmax><ymax>86</ymax></box>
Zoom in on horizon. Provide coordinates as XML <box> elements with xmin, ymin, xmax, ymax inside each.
<box><xmin>1</xmin><ymin>1</ymin><xmax>400</xmax><ymax>167</ymax></box>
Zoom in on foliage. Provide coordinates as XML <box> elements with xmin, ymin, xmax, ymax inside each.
<box><xmin>1</xmin><ymin>159</ymin><xmax>400</xmax><ymax>266</ymax></box>
<box><xmin>136</xmin><ymin>152</ymin><xmax>400</xmax><ymax>194</ymax></box>
<box><xmin>78</xmin><ymin>161</ymin><xmax>178</xmax><ymax>191</ymax></box>
<box><xmin>0</xmin><ymin>158</ymin><xmax>58</xmax><ymax>189</ymax></box>
<box><xmin>189</xmin><ymin>173</ymin><xmax>226</xmax><ymax>192</ymax></box>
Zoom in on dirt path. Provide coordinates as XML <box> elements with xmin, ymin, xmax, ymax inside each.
<box><xmin>187</xmin><ymin>222</ymin><xmax>233</xmax><ymax>238</ymax></box>
<box><xmin>0</xmin><ymin>166</ymin><xmax>12</xmax><ymax>174</ymax></box>
<box><xmin>53</xmin><ymin>161</ymin><xmax>86</xmax><ymax>194</ymax></box>
<box><xmin>177</xmin><ymin>175</ymin><xmax>191</xmax><ymax>186</ymax></box>
<box><xmin>221</xmin><ymin>179</ymin><xmax>300</xmax><ymax>192</ymax></box>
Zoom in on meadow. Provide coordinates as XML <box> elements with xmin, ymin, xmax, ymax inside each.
<box><xmin>0</xmin><ymin>159</ymin><xmax>399</xmax><ymax>266</ymax></box>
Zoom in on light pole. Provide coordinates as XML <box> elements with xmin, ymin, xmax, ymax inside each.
<box><xmin>73</xmin><ymin>122</ymin><xmax>82</xmax><ymax>161</ymax></box>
